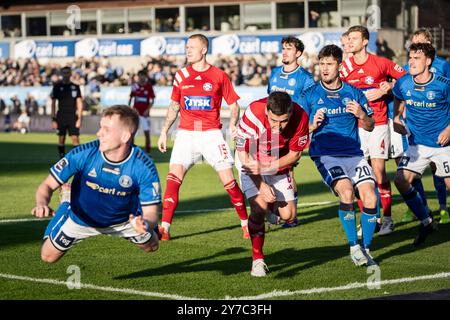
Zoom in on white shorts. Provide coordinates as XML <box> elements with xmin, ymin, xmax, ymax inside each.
<box><xmin>388</xmin><ymin>119</ymin><xmax>409</xmax><ymax>159</ymax></box>
<box><xmin>313</xmin><ymin>155</ymin><xmax>376</xmax><ymax>189</ymax></box>
<box><xmin>239</xmin><ymin>171</ymin><xmax>295</xmax><ymax>202</ymax></box>
<box><xmin>170</xmin><ymin>129</ymin><xmax>234</xmax><ymax>171</ymax></box>
<box><xmin>398</xmin><ymin>144</ymin><xmax>450</xmax><ymax>178</ymax></box>
<box><xmin>139</xmin><ymin>116</ymin><xmax>151</xmax><ymax>133</ymax></box>
<box><xmin>49</xmin><ymin>214</ymin><xmax>152</xmax><ymax>252</ymax></box>
<box><xmin>359</xmin><ymin>124</ymin><xmax>389</xmax><ymax>159</ymax></box>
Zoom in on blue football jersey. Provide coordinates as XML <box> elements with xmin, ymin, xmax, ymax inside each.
<box><xmin>50</xmin><ymin>140</ymin><xmax>161</xmax><ymax>227</ymax></box>
<box><xmin>404</xmin><ymin>56</ymin><xmax>450</xmax><ymax>78</ymax></box>
<box><xmin>268</xmin><ymin>65</ymin><xmax>315</xmax><ymax>104</ymax></box>
<box><xmin>299</xmin><ymin>81</ymin><xmax>373</xmax><ymax>157</ymax></box>
<box><xmin>393</xmin><ymin>74</ymin><xmax>450</xmax><ymax>148</ymax></box>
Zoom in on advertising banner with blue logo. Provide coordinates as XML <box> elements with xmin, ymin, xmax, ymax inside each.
<box><xmin>0</xmin><ymin>42</ymin><xmax>10</xmax><ymax>59</ymax></box>
<box><xmin>12</xmin><ymin>31</ymin><xmax>377</xmax><ymax>59</ymax></box>
<box><xmin>100</xmin><ymin>86</ymin><xmax>267</xmax><ymax>109</ymax></box>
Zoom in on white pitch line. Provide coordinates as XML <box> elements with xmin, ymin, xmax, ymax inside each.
<box><xmin>0</xmin><ymin>200</ymin><xmax>338</xmax><ymax>224</ymax></box>
<box><xmin>1</xmin><ymin>272</ymin><xmax>449</xmax><ymax>300</ymax></box>
<box><xmin>0</xmin><ymin>273</ymin><xmax>202</xmax><ymax>300</ymax></box>
<box><xmin>226</xmin><ymin>272</ymin><xmax>450</xmax><ymax>300</ymax></box>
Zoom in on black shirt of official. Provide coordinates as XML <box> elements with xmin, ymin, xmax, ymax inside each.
<box><xmin>51</xmin><ymin>82</ymin><xmax>82</xmax><ymax>116</ymax></box>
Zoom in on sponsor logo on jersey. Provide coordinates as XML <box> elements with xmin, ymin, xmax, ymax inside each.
<box><xmin>182</xmin><ymin>85</ymin><xmax>195</xmax><ymax>90</ymax></box>
<box><xmin>348</xmin><ymin>79</ymin><xmax>359</xmax><ymax>84</ymax></box>
<box><xmin>317</xmin><ymin>98</ymin><xmax>324</xmax><ymax>104</ymax></box>
<box><xmin>406</xmin><ymin>90</ymin><xmax>411</xmax><ymax>97</ymax></box>
<box><xmin>195</xmin><ymin>75</ymin><xmax>202</xmax><ymax>80</ymax></box>
<box><xmin>88</xmin><ymin>168</ymin><xmax>97</xmax><ymax>177</ymax></box>
<box><xmin>426</xmin><ymin>91</ymin><xmax>435</xmax><ymax>100</ymax></box>
<box><xmin>54</xmin><ymin>158</ymin><xmax>69</xmax><ymax>173</ymax></box>
<box><xmin>270</xmin><ymin>85</ymin><xmax>294</xmax><ymax>96</ymax></box>
<box><xmin>298</xmin><ymin>135</ymin><xmax>308</xmax><ymax>148</ymax></box>
<box><xmin>288</xmin><ymin>78</ymin><xmax>296</xmax><ymax>86</ymax></box>
<box><xmin>102</xmin><ymin>164</ymin><xmax>120</xmax><ymax>175</ymax></box>
<box><xmin>203</xmin><ymin>82</ymin><xmax>212</xmax><ymax>92</ymax></box>
<box><xmin>394</xmin><ymin>64</ymin><xmax>404</xmax><ymax>73</ymax></box>
<box><xmin>358</xmin><ymin>68</ymin><xmax>364</xmax><ymax>74</ymax></box>
<box><xmin>86</xmin><ymin>181</ymin><xmax>129</xmax><ymax>196</ymax></box>
<box><xmin>236</xmin><ymin>136</ymin><xmax>246</xmax><ymax>148</ymax></box>
<box><xmin>343</xmin><ymin>213</ymin><xmax>355</xmax><ymax>221</ymax></box>
<box><xmin>365</xmin><ymin>76</ymin><xmax>374</xmax><ymax>85</ymax></box>
<box><xmin>414</xmin><ymin>85</ymin><xmax>425</xmax><ymax>91</ymax></box>
<box><xmin>184</xmin><ymin>96</ymin><xmax>212</xmax><ymax>110</ymax></box>
<box><xmin>119</xmin><ymin>175</ymin><xmax>133</xmax><ymax>188</ymax></box>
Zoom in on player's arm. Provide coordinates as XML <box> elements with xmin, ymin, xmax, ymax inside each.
<box><xmin>309</xmin><ymin>109</ymin><xmax>325</xmax><ymax>133</ymax></box>
<box><xmin>346</xmin><ymin>100</ymin><xmax>374</xmax><ymax>131</ymax></box>
<box><xmin>157</xmin><ymin>100</ymin><xmax>180</xmax><ymax>153</ymax></box>
<box><xmin>31</xmin><ymin>175</ymin><xmax>60</xmax><ymax>218</ymax></box>
<box><xmin>393</xmin><ymin>98</ymin><xmax>407</xmax><ymax>135</ymax></box>
<box><xmin>262</xmin><ymin>150</ymin><xmax>302</xmax><ymax>175</ymax></box>
<box><xmin>237</xmin><ymin>149</ymin><xmax>276</xmax><ymax>203</ymax></box>
<box><xmin>75</xmin><ymin>96</ymin><xmax>83</xmax><ymax>128</ymax></box>
<box><xmin>228</xmin><ymin>102</ymin><xmax>240</xmax><ymax>140</ymax></box>
<box><xmin>130</xmin><ymin>204</ymin><xmax>159</xmax><ymax>234</ymax></box>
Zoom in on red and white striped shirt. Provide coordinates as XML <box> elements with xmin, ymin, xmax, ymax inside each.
<box><xmin>171</xmin><ymin>64</ymin><xmax>239</xmax><ymax>131</ymax></box>
<box><xmin>236</xmin><ymin>98</ymin><xmax>309</xmax><ymax>174</ymax></box>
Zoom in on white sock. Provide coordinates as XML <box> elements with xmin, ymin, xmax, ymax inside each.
<box><xmin>161</xmin><ymin>222</ymin><xmax>171</xmax><ymax>232</ymax></box>
<box><xmin>240</xmin><ymin>219</ymin><xmax>248</xmax><ymax>227</ymax></box>
<box><xmin>421</xmin><ymin>217</ymin><xmax>432</xmax><ymax>226</ymax></box>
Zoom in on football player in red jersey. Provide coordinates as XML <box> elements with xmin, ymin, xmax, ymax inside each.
<box><xmin>340</xmin><ymin>25</ymin><xmax>406</xmax><ymax>236</ymax></box>
<box><xmin>128</xmin><ymin>70</ymin><xmax>155</xmax><ymax>153</ymax></box>
<box><xmin>156</xmin><ymin>34</ymin><xmax>249</xmax><ymax>240</ymax></box>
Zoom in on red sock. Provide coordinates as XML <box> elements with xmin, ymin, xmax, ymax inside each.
<box><xmin>224</xmin><ymin>180</ymin><xmax>248</xmax><ymax>221</ymax></box>
<box><xmin>378</xmin><ymin>181</ymin><xmax>392</xmax><ymax>217</ymax></box>
<box><xmin>248</xmin><ymin>216</ymin><xmax>265</xmax><ymax>260</ymax></box>
<box><xmin>356</xmin><ymin>199</ymin><xmax>364</xmax><ymax>213</ymax></box>
<box><xmin>162</xmin><ymin>173</ymin><xmax>182</xmax><ymax>225</ymax></box>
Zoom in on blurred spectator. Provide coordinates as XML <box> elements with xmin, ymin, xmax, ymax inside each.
<box><xmin>376</xmin><ymin>35</ymin><xmax>395</xmax><ymax>60</ymax></box>
<box><xmin>3</xmin><ymin>105</ymin><xmax>11</xmax><ymax>132</ymax></box>
<box><xmin>11</xmin><ymin>95</ymin><xmax>21</xmax><ymax>114</ymax></box>
<box><xmin>25</xmin><ymin>93</ymin><xmax>39</xmax><ymax>115</ymax></box>
<box><xmin>13</xmin><ymin>108</ymin><xmax>31</xmax><ymax>134</ymax></box>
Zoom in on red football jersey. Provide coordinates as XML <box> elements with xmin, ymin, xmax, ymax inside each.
<box><xmin>236</xmin><ymin>98</ymin><xmax>309</xmax><ymax>174</ymax></box>
<box><xmin>130</xmin><ymin>83</ymin><xmax>155</xmax><ymax>116</ymax></box>
<box><xmin>171</xmin><ymin>64</ymin><xmax>239</xmax><ymax>131</ymax></box>
<box><xmin>340</xmin><ymin>53</ymin><xmax>406</xmax><ymax>125</ymax></box>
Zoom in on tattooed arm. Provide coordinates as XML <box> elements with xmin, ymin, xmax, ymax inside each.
<box><xmin>158</xmin><ymin>100</ymin><xmax>180</xmax><ymax>153</ymax></box>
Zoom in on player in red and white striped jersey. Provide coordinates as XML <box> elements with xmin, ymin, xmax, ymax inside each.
<box><xmin>236</xmin><ymin>92</ymin><xmax>309</xmax><ymax>276</ymax></box>
<box><xmin>340</xmin><ymin>25</ymin><xmax>406</xmax><ymax>235</ymax></box>
<box><xmin>156</xmin><ymin>34</ymin><xmax>249</xmax><ymax>241</ymax></box>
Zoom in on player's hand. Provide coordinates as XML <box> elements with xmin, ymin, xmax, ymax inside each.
<box><xmin>260</xmin><ymin>182</ymin><xmax>276</xmax><ymax>203</ymax></box>
<box><xmin>75</xmin><ymin>119</ymin><xmax>81</xmax><ymax>129</ymax></box>
<box><xmin>312</xmin><ymin>108</ymin><xmax>326</xmax><ymax>130</ymax></box>
<box><xmin>346</xmin><ymin>101</ymin><xmax>365</xmax><ymax>119</ymax></box>
<box><xmin>364</xmin><ymin>88</ymin><xmax>385</xmax><ymax>102</ymax></box>
<box><xmin>379</xmin><ymin>81</ymin><xmax>392</xmax><ymax>94</ymax></box>
<box><xmin>437</xmin><ymin>127</ymin><xmax>450</xmax><ymax>146</ymax></box>
<box><xmin>31</xmin><ymin>205</ymin><xmax>55</xmax><ymax>218</ymax></box>
<box><xmin>129</xmin><ymin>214</ymin><xmax>149</xmax><ymax>234</ymax></box>
<box><xmin>51</xmin><ymin>120</ymin><xmax>58</xmax><ymax>130</ymax></box>
<box><xmin>242</xmin><ymin>160</ymin><xmax>260</xmax><ymax>175</ymax></box>
<box><xmin>158</xmin><ymin>133</ymin><xmax>167</xmax><ymax>153</ymax></box>
<box><xmin>229</xmin><ymin>124</ymin><xmax>238</xmax><ymax>141</ymax></box>
<box><xmin>393</xmin><ymin>116</ymin><xmax>407</xmax><ymax>135</ymax></box>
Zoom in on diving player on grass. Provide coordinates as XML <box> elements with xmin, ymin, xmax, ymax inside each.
<box><xmin>32</xmin><ymin>105</ymin><xmax>161</xmax><ymax>263</ymax></box>
<box><xmin>300</xmin><ymin>45</ymin><xmax>378</xmax><ymax>266</ymax></box>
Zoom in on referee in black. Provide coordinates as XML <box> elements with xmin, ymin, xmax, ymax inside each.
<box><xmin>50</xmin><ymin>66</ymin><xmax>83</xmax><ymax>159</ymax></box>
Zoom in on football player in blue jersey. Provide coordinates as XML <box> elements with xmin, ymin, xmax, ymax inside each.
<box><xmin>401</xmin><ymin>29</ymin><xmax>450</xmax><ymax>224</ymax></box>
<box><xmin>299</xmin><ymin>45</ymin><xmax>378</xmax><ymax>266</ymax></box>
<box><xmin>393</xmin><ymin>42</ymin><xmax>449</xmax><ymax>246</ymax></box>
<box><xmin>266</xmin><ymin>36</ymin><xmax>316</xmax><ymax>228</ymax></box>
<box><xmin>31</xmin><ymin>105</ymin><xmax>162</xmax><ymax>263</ymax></box>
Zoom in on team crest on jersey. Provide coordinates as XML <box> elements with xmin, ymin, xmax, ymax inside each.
<box><xmin>365</xmin><ymin>76</ymin><xmax>374</xmax><ymax>85</ymax></box>
<box><xmin>203</xmin><ymin>83</ymin><xmax>212</xmax><ymax>92</ymax></box>
<box><xmin>119</xmin><ymin>175</ymin><xmax>133</xmax><ymax>188</ymax></box>
<box><xmin>427</xmin><ymin>91</ymin><xmax>435</xmax><ymax>100</ymax></box>
<box><xmin>342</xmin><ymin>97</ymin><xmax>352</xmax><ymax>106</ymax></box>
<box><xmin>54</xmin><ymin>158</ymin><xmax>69</xmax><ymax>173</ymax></box>
<box><xmin>288</xmin><ymin>78</ymin><xmax>296</xmax><ymax>86</ymax></box>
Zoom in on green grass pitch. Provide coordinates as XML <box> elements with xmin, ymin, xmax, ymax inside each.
<box><xmin>0</xmin><ymin>132</ymin><xmax>449</xmax><ymax>300</ymax></box>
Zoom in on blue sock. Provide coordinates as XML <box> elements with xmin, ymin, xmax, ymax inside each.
<box><xmin>360</xmin><ymin>207</ymin><xmax>377</xmax><ymax>249</ymax></box>
<box><xmin>374</xmin><ymin>185</ymin><xmax>381</xmax><ymax>219</ymax></box>
<box><xmin>412</xmin><ymin>178</ymin><xmax>428</xmax><ymax>209</ymax></box>
<box><xmin>433</xmin><ymin>175</ymin><xmax>447</xmax><ymax>209</ymax></box>
<box><xmin>400</xmin><ymin>187</ymin><xmax>430</xmax><ymax>221</ymax></box>
<box><xmin>338</xmin><ymin>202</ymin><xmax>357</xmax><ymax>246</ymax></box>
<box><xmin>43</xmin><ymin>202</ymin><xmax>70</xmax><ymax>239</ymax></box>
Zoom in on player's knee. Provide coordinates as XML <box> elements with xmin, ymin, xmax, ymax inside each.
<box><xmin>338</xmin><ymin>188</ymin><xmax>354</xmax><ymax>203</ymax></box>
<box><xmin>40</xmin><ymin>251</ymin><xmax>60</xmax><ymax>264</ymax></box>
<box><xmin>394</xmin><ymin>171</ymin><xmax>409</xmax><ymax>192</ymax></box>
<box><xmin>361</xmin><ymin>191</ymin><xmax>377</xmax><ymax>208</ymax></box>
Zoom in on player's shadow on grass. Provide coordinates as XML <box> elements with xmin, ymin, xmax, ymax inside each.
<box><xmin>369</xmin><ymin>220</ymin><xmax>450</xmax><ymax>264</ymax></box>
<box><xmin>0</xmin><ymin>220</ymin><xmax>48</xmax><ymax>248</ymax></box>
